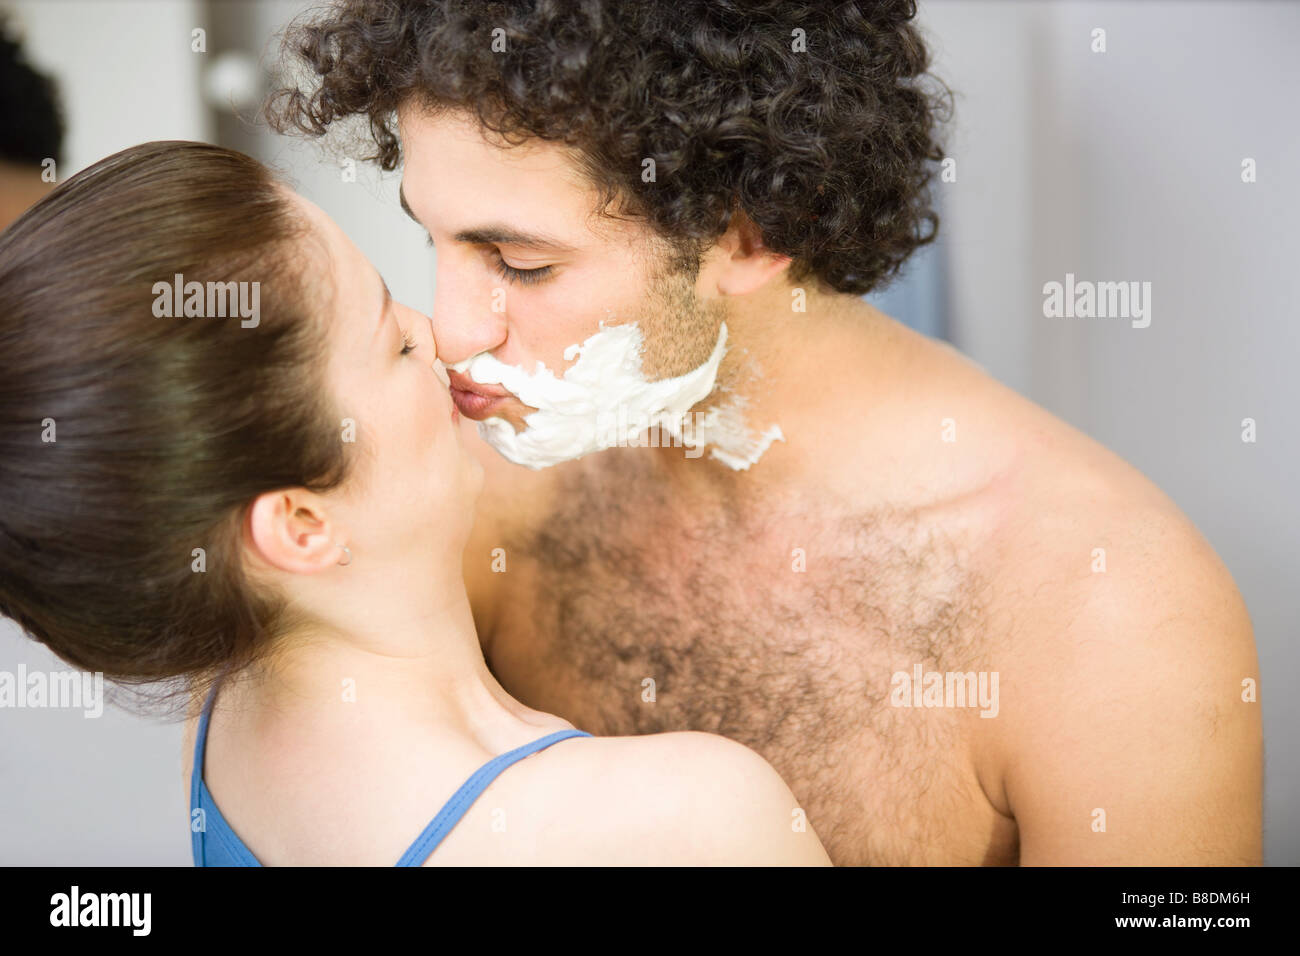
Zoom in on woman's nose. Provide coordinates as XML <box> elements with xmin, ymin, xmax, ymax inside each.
<box><xmin>421</xmin><ymin>311</ymin><xmax>437</xmax><ymax>359</ymax></box>
<box><xmin>419</xmin><ymin>312</ymin><xmax>452</xmax><ymax>385</ymax></box>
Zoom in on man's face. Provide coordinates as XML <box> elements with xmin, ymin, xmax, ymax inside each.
<box><xmin>396</xmin><ymin>106</ymin><xmax>725</xmax><ymax>447</ymax></box>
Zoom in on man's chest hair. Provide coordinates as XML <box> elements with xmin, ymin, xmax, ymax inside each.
<box><xmin>498</xmin><ymin>457</ymin><xmax>1003</xmax><ymax>757</ymax></box>
<box><xmin>488</xmin><ymin>459</ymin><xmax>1017</xmax><ymax>863</ymax></box>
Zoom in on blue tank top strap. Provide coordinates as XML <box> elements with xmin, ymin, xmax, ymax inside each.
<box><xmin>189</xmin><ymin>683</ymin><xmax>218</xmax><ymax>818</ymax></box>
<box><xmin>394</xmin><ymin>728</ymin><xmax>593</xmax><ymax>867</ymax></box>
<box><xmin>189</xmin><ymin>679</ymin><xmax>221</xmax><ymax>865</ymax></box>
<box><xmin>191</xmin><ymin>675</ymin><xmax>264</xmax><ymax>866</ymax></box>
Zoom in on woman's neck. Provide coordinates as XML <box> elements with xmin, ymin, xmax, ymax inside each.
<box><xmin>228</xmin><ymin>555</ymin><xmax>542</xmax><ymax>746</ymax></box>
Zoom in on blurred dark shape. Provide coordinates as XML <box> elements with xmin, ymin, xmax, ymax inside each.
<box><xmin>0</xmin><ymin>11</ymin><xmax>65</xmax><ymax>230</ymax></box>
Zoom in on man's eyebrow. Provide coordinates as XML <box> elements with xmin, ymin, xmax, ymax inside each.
<box><xmin>397</xmin><ymin>184</ymin><xmax>574</xmax><ymax>253</ymax></box>
<box><xmin>453</xmin><ymin>225</ymin><xmax>576</xmax><ymax>253</ymax></box>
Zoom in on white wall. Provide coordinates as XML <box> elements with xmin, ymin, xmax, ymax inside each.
<box><xmin>4</xmin><ymin>0</ymin><xmax>209</xmax><ymax>175</ymax></box>
<box><xmin>925</xmin><ymin>0</ymin><xmax>1299</xmax><ymax>863</ymax></box>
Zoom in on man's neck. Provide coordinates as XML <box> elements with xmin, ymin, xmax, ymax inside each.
<box><xmin>662</xmin><ymin>279</ymin><xmax>893</xmax><ymax>488</ymax></box>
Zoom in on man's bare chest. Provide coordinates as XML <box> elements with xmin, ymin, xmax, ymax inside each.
<box><xmin>479</xmin><ymin>470</ymin><xmax>1017</xmax><ymax>864</ymax></box>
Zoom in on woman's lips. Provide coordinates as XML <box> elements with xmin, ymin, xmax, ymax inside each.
<box><xmin>447</xmin><ymin>368</ymin><xmax>515</xmax><ymax>421</ymax></box>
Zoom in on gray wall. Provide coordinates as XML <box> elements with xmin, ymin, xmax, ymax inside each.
<box><xmin>0</xmin><ymin>0</ymin><xmax>1294</xmax><ymax>865</ymax></box>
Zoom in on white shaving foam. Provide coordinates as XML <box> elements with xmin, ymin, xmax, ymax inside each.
<box><xmin>451</xmin><ymin>320</ymin><xmax>784</xmax><ymax>471</ymax></box>
<box><xmin>450</xmin><ymin>322</ymin><xmax>725</xmax><ymax>469</ymax></box>
<box><xmin>694</xmin><ymin>394</ymin><xmax>787</xmax><ymax>471</ymax></box>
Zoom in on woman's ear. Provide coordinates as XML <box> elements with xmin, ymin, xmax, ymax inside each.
<box><xmin>245</xmin><ymin>489</ymin><xmax>346</xmax><ymax>574</ymax></box>
<box><xmin>706</xmin><ymin>209</ymin><xmax>793</xmax><ymax>297</ymax></box>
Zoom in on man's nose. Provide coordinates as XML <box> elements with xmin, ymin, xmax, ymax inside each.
<box><xmin>430</xmin><ymin>260</ymin><xmax>506</xmax><ymax>363</ymax></box>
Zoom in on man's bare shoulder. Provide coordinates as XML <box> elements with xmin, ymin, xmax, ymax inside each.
<box><xmin>970</xmin><ymin>400</ymin><xmax>1261</xmax><ymax>861</ymax></box>
<box><xmin>871</xmin><ymin>322</ymin><xmax>1261</xmax><ymax>860</ymax></box>
<box><xmin>996</xmin><ymin>487</ymin><xmax>1260</xmax><ymax>860</ymax></box>
<box><xmin>983</xmin><ymin>364</ymin><xmax>1252</xmax><ymax>665</ymax></box>
<box><xmin>874</xmin><ymin>316</ymin><xmax>1246</xmax><ymax>620</ymax></box>
<box><xmin>1002</xmin><ymin>445</ymin><xmax>1255</xmax><ymax>675</ymax></box>
<box><xmin>923</xmin><ymin>316</ymin><xmax>1260</xmax><ymax>692</ymax></box>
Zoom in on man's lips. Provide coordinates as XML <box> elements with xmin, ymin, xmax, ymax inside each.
<box><xmin>451</xmin><ymin>389</ymin><xmax>511</xmax><ymax>420</ymax></box>
<box><xmin>446</xmin><ymin>368</ymin><xmax>512</xmax><ymax>399</ymax></box>
<box><xmin>447</xmin><ymin>368</ymin><xmax>516</xmax><ymax>421</ymax></box>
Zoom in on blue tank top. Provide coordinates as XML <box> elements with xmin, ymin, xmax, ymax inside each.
<box><xmin>189</xmin><ymin>681</ymin><xmax>592</xmax><ymax>866</ymax></box>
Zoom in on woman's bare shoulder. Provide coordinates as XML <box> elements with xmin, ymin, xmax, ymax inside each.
<box><xmin>430</xmin><ymin>730</ymin><xmax>831</xmax><ymax>865</ymax></box>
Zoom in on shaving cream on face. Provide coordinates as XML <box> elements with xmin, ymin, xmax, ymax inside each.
<box><xmin>450</xmin><ymin>322</ymin><xmax>728</xmax><ymax>469</ymax></box>
<box><xmin>452</xmin><ymin>320</ymin><xmax>787</xmax><ymax>471</ymax></box>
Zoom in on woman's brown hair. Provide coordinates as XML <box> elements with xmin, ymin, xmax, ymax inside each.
<box><xmin>0</xmin><ymin>140</ymin><xmax>354</xmax><ymax>712</ymax></box>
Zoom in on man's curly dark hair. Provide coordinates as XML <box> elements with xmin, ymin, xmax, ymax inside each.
<box><xmin>269</xmin><ymin>0</ymin><xmax>952</xmax><ymax>296</ymax></box>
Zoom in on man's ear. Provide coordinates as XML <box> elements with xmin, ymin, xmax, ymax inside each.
<box><xmin>705</xmin><ymin>209</ymin><xmax>793</xmax><ymax>297</ymax></box>
<box><xmin>245</xmin><ymin>489</ymin><xmax>347</xmax><ymax>574</ymax></box>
